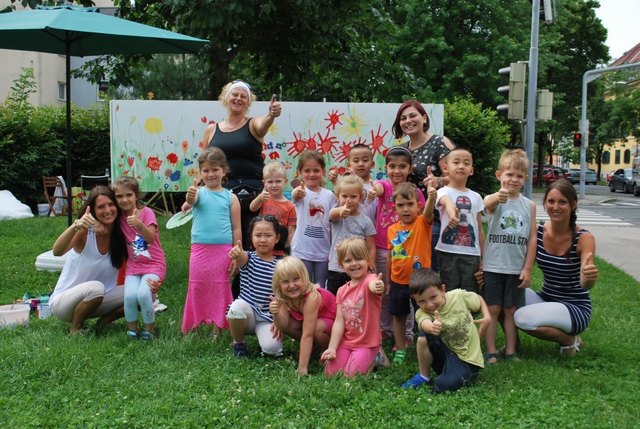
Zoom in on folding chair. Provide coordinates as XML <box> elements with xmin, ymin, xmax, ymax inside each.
<box><xmin>42</xmin><ymin>176</ymin><xmax>67</xmax><ymax>216</ymax></box>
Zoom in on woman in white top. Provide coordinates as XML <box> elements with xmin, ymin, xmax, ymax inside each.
<box><xmin>50</xmin><ymin>186</ymin><xmax>128</xmax><ymax>333</ymax></box>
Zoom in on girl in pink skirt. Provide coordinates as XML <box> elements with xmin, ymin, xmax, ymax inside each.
<box><xmin>182</xmin><ymin>147</ymin><xmax>241</xmax><ymax>335</ymax></box>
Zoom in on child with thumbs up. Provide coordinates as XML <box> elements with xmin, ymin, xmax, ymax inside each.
<box><xmin>290</xmin><ymin>150</ymin><xmax>338</xmax><ymax>289</ymax></box>
<box><xmin>226</xmin><ymin>215</ymin><xmax>283</xmax><ymax>358</ymax></box>
<box><xmin>113</xmin><ymin>176</ymin><xmax>166</xmax><ymax>340</ymax></box>
<box><xmin>326</xmin><ymin>175</ymin><xmax>376</xmax><ymax>295</ymax></box>
<box><xmin>514</xmin><ymin>179</ymin><xmax>598</xmax><ymax>357</ymax></box>
<box><xmin>402</xmin><ymin>268</ymin><xmax>490</xmax><ymax>392</ymax></box>
<box><xmin>182</xmin><ymin>148</ymin><xmax>241</xmax><ymax>336</ymax></box>
<box><xmin>482</xmin><ymin>149</ymin><xmax>537</xmax><ymax>362</ymax></box>
<box><xmin>321</xmin><ymin>237</ymin><xmax>385</xmax><ymax>378</ymax></box>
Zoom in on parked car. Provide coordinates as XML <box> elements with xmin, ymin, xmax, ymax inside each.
<box><xmin>567</xmin><ymin>168</ymin><xmax>597</xmax><ymax>185</ymax></box>
<box><xmin>535</xmin><ymin>166</ymin><xmax>566</xmax><ymax>185</ymax></box>
<box><xmin>609</xmin><ymin>168</ymin><xmax>639</xmax><ymax>195</ymax></box>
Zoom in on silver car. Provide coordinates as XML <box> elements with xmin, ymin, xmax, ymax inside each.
<box><xmin>609</xmin><ymin>168</ymin><xmax>638</xmax><ymax>195</ymax></box>
<box><xmin>567</xmin><ymin>169</ymin><xmax>597</xmax><ymax>185</ymax></box>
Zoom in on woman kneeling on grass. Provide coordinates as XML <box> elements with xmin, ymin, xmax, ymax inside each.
<box><xmin>514</xmin><ymin>180</ymin><xmax>598</xmax><ymax>357</ymax></box>
<box><xmin>270</xmin><ymin>256</ymin><xmax>337</xmax><ymax>375</ymax></box>
<box><xmin>49</xmin><ymin>186</ymin><xmax>128</xmax><ymax>334</ymax></box>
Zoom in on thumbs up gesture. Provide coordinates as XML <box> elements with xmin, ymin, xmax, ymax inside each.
<box><xmin>447</xmin><ymin>208</ymin><xmax>460</xmax><ymax>228</ymax></box>
<box><xmin>367</xmin><ymin>181</ymin><xmax>379</xmax><ymax>202</ymax></box>
<box><xmin>431</xmin><ymin>310</ymin><xmax>443</xmax><ymax>335</ymax></box>
<box><xmin>581</xmin><ymin>252</ymin><xmax>598</xmax><ymax>286</ymax></box>
<box><xmin>127</xmin><ymin>208</ymin><xmax>142</xmax><ymax>228</ymax></box>
<box><xmin>497</xmin><ymin>187</ymin><xmax>509</xmax><ymax>203</ymax></box>
<box><xmin>339</xmin><ymin>205</ymin><xmax>351</xmax><ymax>218</ymax></box>
<box><xmin>328</xmin><ymin>167</ymin><xmax>338</xmax><ymax>185</ymax></box>
<box><xmin>293</xmin><ymin>181</ymin><xmax>306</xmax><ymax>201</ymax></box>
<box><xmin>427</xmin><ymin>185</ymin><xmax>437</xmax><ymax>201</ymax></box>
<box><xmin>369</xmin><ymin>273</ymin><xmax>385</xmax><ymax>295</ymax></box>
<box><xmin>268</xmin><ymin>94</ymin><xmax>282</xmax><ymax>118</ymax></box>
<box><xmin>269</xmin><ymin>294</ymin><xmax>282</xmax><ymax>315</ymax></box>
<box><xmin>186</xmin><ymin>178</ymin><xmax>199</xmax><ymax>203</ymax></box>
<box><xmin>228</xmin><ymin>240</ymin><xmax>243</xmax><ymax>260</ymax></box>
<box><xmin>259</xmin><ymin>187</ymin><xmax>270</xmax><ymax>202</ymax></box>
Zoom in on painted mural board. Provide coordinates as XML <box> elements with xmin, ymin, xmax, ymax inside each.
<box><xmin>109</xmin><ymin>100</ymin><xmax>443</xmax><ymax>193</ymax></box>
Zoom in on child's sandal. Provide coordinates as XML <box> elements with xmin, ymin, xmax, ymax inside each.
<box><xmin>483</xmin><ymin>352</ymin><xmax>498</xmax><ymax>364</ymax></box>
<box><xmin>559</xmin><ymin>336</ymin><xmax>583</xmax><ymax>357</ymax></box>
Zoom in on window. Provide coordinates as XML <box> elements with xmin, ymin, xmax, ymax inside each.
<box><xmin>57</xmin><ymin>82</ymin><xmax>66</xmax><ymax>101</ymax></box>
<box><xmin>624</xmin><ymin>149</ymin><xmax>631</xmax><ymax>164</ymax></box>
<box><xmin>602</xmin><ymin>151</ymin><xmax>610</xmax><ymax>164</ymax></box>
<box><xmin>615</xmin><ymin>150</ymin><xmax>621</xmax><ymax>164</ymax></box>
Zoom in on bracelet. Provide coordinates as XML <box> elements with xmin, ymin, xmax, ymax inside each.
<box><xmin>73</xmin><ymin>220</ymin><xmax>80</xmax><ymax>232</ymax></box>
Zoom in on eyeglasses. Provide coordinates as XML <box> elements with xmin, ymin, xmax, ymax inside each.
<box><xmin>251</xmin><ymin>214</ymin><xmax>278</xmax><ymax>223</ymax></box>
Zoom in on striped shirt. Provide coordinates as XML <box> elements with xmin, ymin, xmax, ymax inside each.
<box><xmin>238</xmin><ymin>251</ymin><xmax>278</xmax><ymax>322</ymax></box>
<box><xmin>536</xmin><ymin>224</ymin><xmax>591</xmax><ymax>334</ymax></box>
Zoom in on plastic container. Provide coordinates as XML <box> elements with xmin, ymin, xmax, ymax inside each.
<box><xmin>0</xmin><ymin>304</ymin><xmax>30</xmax><ymax>329</ymax></box>
<box><xmin>37</xmin><ymin>203</ymin><xmax>49</xmax><ymax>216</ymax></box>
<box><xmin>38</xmin><ymin>303</ymin><xmax>51</xmax><ymax>319</ymax></box>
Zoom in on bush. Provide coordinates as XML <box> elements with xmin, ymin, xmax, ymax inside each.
<box><xmin>0</xmin><ymin>68</ymin><xmax>110</xmax><ymax>209</ymax></box>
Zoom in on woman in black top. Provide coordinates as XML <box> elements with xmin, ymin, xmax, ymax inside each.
<box><xmin>392</xmin><ymin>99</ymin><xmax>455</xmax><ymax>271</ymax></box>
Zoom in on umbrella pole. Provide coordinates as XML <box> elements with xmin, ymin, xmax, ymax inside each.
<box><xmin>65</xmin><ymin>38</ymin><xmax>73</xmax><ymax>226</ymax></box>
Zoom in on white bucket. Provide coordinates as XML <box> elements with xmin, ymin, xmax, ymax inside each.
<box><xmin>37</xmin><ymin>203</ymin><xmax>49</xmax><ymax>217</ymax></box>
<box><xmin>0</xmin><ymin>304</ymin><xmax>30</xmax><ymax>329</ymax></box>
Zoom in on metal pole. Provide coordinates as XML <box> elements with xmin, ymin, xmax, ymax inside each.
<box><xmin>580</xmin><ymin>62</ymin><xmax>640</xmax><ymax>200</ymax></box>
<box><xmin>525</xmin><ymin>0</ymin><xmax>540</xmax><ymax>198</ymax></box>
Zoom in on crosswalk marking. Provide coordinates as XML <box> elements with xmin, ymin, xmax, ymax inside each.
<box><xmin>536</xmin><ymin>207</ymin><xmax>633</xmax><ymax>226</ymax></box>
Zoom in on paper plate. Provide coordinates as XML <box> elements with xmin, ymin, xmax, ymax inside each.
<box><xmin>166</xmin><ymin>210</ymin><xmax>193</xmax><ymax>229</ymax></box>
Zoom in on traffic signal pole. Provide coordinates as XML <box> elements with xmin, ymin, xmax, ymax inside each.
<box><xmin>580</xmin><ymin>62</ymin><xmax>640</xmax><ymax>200</ymax></box>
<box><xmin>524</xmin><ymin>0</ymin><xmax>540</xmax><ymax>198</ymax></box>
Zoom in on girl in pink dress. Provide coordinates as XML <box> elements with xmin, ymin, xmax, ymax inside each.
<box><xmin>321</xmin><ymin>237</ymin><xmax>385</xmax><ymax>377</ymax></box>
<box><xmin>270</xmin><ymin>256</ymin><xmax>337</xmax><ymax>375</ymax></box>
<box><xmin>182</xmin><ymin>148</ymin><xmax>241</xmax><ymax>335</ymax></box>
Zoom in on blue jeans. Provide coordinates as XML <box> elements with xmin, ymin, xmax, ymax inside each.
<box><xmin>426</xmin><ymin>334</ymin><xmax>481</xmax><ymax>393</ymax></box>
<box><xmin>431</xmin><ymin>218</ymin><xmax>441</xmax><ymax>273</ymax></box>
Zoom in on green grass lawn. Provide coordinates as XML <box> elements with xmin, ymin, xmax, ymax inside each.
<box><xmin>1</xmin><ymin>216</ymin><xmax>639</xmax><ymax>428</ymax></box>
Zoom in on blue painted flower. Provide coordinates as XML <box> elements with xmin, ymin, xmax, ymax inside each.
<box><xmin>170</xmin><ymin>170</ymin><xmax>181</xmax><ymax>181</ymax></box>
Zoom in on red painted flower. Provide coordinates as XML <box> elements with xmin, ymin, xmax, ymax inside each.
<box><xmin>181</xmin><ymin>140</ymin><xmax>189</xmax><ymax>153</ymax></box>
<box><xmin>269</xmin><ymin>151</ymin><xmax>280</xmax><ymax>160</ymax></box>
<box><xmin>167</xmin><ymin>152</ymin><xmax>179</xmax><ymax>164</ymax></box>
<box><xmin>147</xmin><ymin>156</ymin><xmax>162</xmax><ymax>172</ymax></box>
<box><xmin>127</xmin><ymin>156</ymin><xmax>134</xmax><ymax>167</ymax></box>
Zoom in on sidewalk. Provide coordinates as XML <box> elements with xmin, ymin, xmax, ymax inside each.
<box><xmin>530</xmin><ymin>192</ymin><xmax>640</xmax><ymax>282</ymax></box>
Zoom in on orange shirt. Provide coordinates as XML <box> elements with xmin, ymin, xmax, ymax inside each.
<box><xmin>387</xmin><ymin>216</ymin><xmax>433</xmax><ymax>284</ymax></box>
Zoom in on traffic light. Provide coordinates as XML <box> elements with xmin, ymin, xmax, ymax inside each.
<box><xmin>573</xmin><ymin>132</ymin><xmax>582</xmax><ymax>148</ymax></box>
<box><xmin>497</xmin><ymin>62</ymin><xmax>527</xmax><ymax>120</ymax></box>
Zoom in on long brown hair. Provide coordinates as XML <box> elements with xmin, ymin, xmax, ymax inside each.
<box><xmin>79</xmin><ymin>185</ymin><xmax>127</xmax><ymax>268</ymax></box>
<box><xmin>544</xmin><ymin>179</ymin><xmax>578</xmax><ymax>259</ymax></box>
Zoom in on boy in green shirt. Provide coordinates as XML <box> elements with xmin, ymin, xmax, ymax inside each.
<box><xmin>402</xmin><ymin>268</ymin><xmax>490</xmax><ymax>392</ymax></box>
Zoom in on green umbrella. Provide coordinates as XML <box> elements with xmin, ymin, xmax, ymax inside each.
<box><xmin>0</xmin><ymin>5</ymin><xmax>209</xmax><ymax>224</ymax></box>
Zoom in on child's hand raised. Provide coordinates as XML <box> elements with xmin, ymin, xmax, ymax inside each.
<box><xmin>186</xmin><ymin>178</ymin><xmax>199</xmax><ymax>202</ymax></box>
<box><xmin>426</xmin><ymin>185</ymin><xmax>437</xmax><ymax>200</ymax></box>
<box><xmin>367</xmin><ymin>181</ymin><xmax>378</xmax><ymax>202</ymax></box>
<box><xmin>447</xmin><ymin>208</ymin><xmax>460</xmax><ymax>228</ymax></box>
<box><xmin>127</xmin><ymin>208</ymin><xmax>142</xmax><ymax>228</ymax></box>
<box><xmin>497</xmin><ymin>188</ymin><xmax>509</xmax><ymax>204</ymax></box>
<box><xmin>368</xmin><ymin>273</ymin><xmax>385</xmax><ymax>295</ymax></box>
<box><xmin>228</xmin><ymin>240</ymin><xmax>243</xmax><ymax>260</ymax></box>
<box><xmin>293</xmin><ymin>182</ymin><xmax>306</xmax><ymax>201</ymax></box>
<box><xmin>338</xmin><ymin>206</ymin><xmax>351</xmax><ymax>218</ymax></box>
<box><xmin>259</xmin><ymin>187</ymin><xmax>270</xmax><ymax>202</ymax></box>
<box><xmin>431</xmin><ymin>310</ymin><xmax>443</xmax><ymax>336</ymax></box>
<box><xmin>328</xmin><ymin>167</ymin><xmax>338</xmax><ymax>185</ymax></box>
<box><xmin>269</xmin><ymin>294</ymin><xmax>281</xmax><ymax>315</ymax></box>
